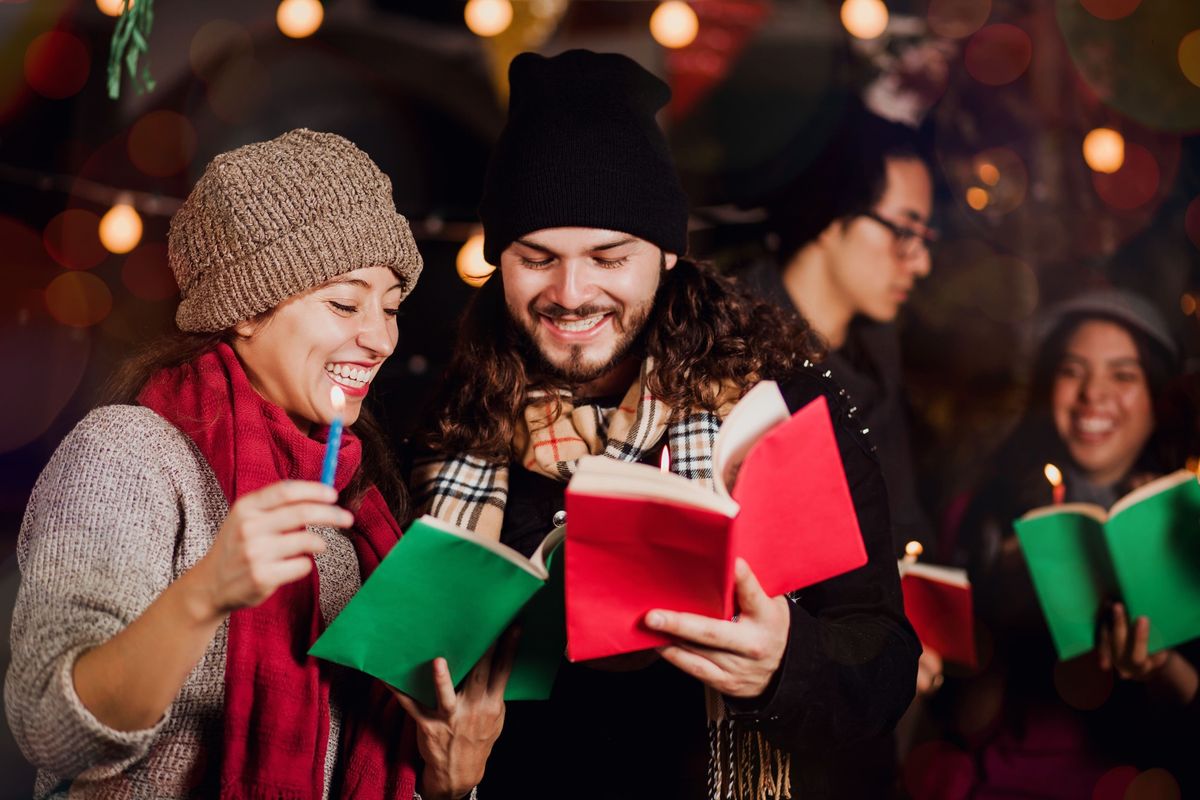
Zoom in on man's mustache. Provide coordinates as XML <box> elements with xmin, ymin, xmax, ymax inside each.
<box><xmin>531</xmin><ymin>303</ymin><xmax>621</xmax><ymax>319</ymax></box>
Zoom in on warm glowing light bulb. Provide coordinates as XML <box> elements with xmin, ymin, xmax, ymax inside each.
<box><xmin>457</xmin><ymin>233</ymin><xmax>495</xmax><ymax>288</ymax></box>
<box><xmin>99</xmin><ymin>203</ymin><xmax>143</xmax><ymax>254</ymax></box>
<box><xmin>96</xmin><ymin>0</ymin><xmax>132</xmax><ymax>17</ymax></box>
<box><xmin>966</xmin><ymin>187</ymin><xmax>989</xmax><ymax>211</ymax></box>
<box><xmin>276</xmin><ymin>0</ymin><xmax>324</xmax><ymax>39</ymax></box>
<box><xmin>841</xmin><ymin>0</ymin><xmax>889</xmax><ymax>40</ymax></box>
<box><xmin>464</xmin><ymin>0</ymin><xmax>514</xmax><ymax>37</ymax></box>
<box><xmin>650</xmin><ymin>1</ymin><xmax>699</xmax><ymax>49</ymax></box>
<box><xmin>1083</xmin><ymin>128</ymin><xmax>1125</xmax><ymax>174</ymax></box>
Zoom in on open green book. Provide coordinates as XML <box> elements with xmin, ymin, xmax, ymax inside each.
<box><xmin>1014</xmin><ymin>469</ymin><xmax>1200</xmax><ymax>660</ymax></box>
<box><xmin>309</xmin><ymin>516</ymin><xmax>566</xmax><ymax>708</ymax></box>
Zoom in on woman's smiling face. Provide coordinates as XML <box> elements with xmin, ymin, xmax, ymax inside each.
<box><xmin>1051</xmin><ymin>319</ymin><xmax>1155</xmax><ymax>487</ymax></box>
<box><xmin>232</xmin><ymin>266</ymin><xmax>403</xmax><ymax>432</ymax></box>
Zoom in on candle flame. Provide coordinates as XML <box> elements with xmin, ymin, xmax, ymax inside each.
<box><xmin>1043</xmin><ymin>463</ymin><xmax>1062</xmax><ymax>487</ymax></box>
<box><xmin>660</xmin><ymin>444</ymin><xmax>671</xmax><ymax>473</ymax></box>
<box><xmin>329</xmin><ymin>385</ymin><xmax>346</xmax><ymax>414</ymax></box>
<box><xmin>904</xmin><ymin>540</ymin><xmax>924</xmax><ymax>559</ymax></box>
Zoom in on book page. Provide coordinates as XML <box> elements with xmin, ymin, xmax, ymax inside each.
<box><xmin>711</xmin><ymin>380</ymin><xmax>790</xmax><ymax>500</ymax></box>
<box><xmin>1109</xmin><ymin>469</ymin><xmax>1199</xmax><ymax>521</ymax></box>
<box><xmin>897</xmin><ymin>560</ymin><xmax>970</xmax><ymax>588</ymax></box>
<box><xmin>417</xmin><ymin>514</ymin><xmax>553</xmax><ymax>579</ymax></box>
<box><xmin>1019</xmin><ymin>502</ymin><xmax>1108</xmax><ymax>524</ymax></box>
<box><xmin>569</xmin><ymin>457</ymin><xmax>739</xmax><ymax>517</ymax></box>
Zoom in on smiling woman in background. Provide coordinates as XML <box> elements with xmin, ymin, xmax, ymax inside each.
<box><xmin>3</xmin><ymin>129</ymin><xmax>504</xmax><ymax>799</ymax></box>
<box><xmin>931</xmin><ymin>288</ymin><xmax>1199</xmax><ymax>799</ymax></box>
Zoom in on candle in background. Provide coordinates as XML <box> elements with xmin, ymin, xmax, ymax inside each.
<box><xmin>320</xmin><ymin>385</ymin><xmax>346</xmax><ymax>486</ymax></box>
<box><xmin>660</xmin><ymin>442</ymin><xmax>671</xmax><ymax>473</ymax></box>
<box><xmin>902</xmin><ymin>540</ymin><xmax>923</xmax><ymax>565</ymax></box>
<box><xmin>1043</xmin><ymin>463</ymin><xmax>1065</xmax><ymax>505</ymax></box>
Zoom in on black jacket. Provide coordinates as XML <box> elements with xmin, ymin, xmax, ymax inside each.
<box><xmin>477</xmin><ymin>363</ymin><xmax>919</xmax><ymax>799</ymax></box>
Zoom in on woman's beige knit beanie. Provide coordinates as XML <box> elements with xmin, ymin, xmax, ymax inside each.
<box><xmin>169</xmin><ymin>128</ymin><xmax>423</xmax><ymax>332</ymax></box>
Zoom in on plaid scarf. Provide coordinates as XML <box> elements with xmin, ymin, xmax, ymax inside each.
<box><xmin>414</xmin><ymin>358</ymin><xmax>792</xmax><ymax>799</ymax></box>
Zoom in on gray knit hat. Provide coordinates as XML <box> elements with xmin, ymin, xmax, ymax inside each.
<box><xmin>1036</xmin><ymin>287</ymin><xmax>1178</xmax><ymax>361</ymax></box>
<box><xmin>169</xmin><ymin>129</ymin><xmax>423</xmax><ymax>332</ymax></box>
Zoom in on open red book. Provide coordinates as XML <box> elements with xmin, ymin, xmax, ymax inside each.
<box><xmin>899</xmin><ymin>561</ymin><xmax>976</xmax><ymax>668</ymax></box>
<box><xmin>563</xmin><ymin>381</ymin><xmax>868</xmax><ymax>661</ymax></box>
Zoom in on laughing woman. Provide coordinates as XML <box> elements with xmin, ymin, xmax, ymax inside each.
<box><xmin>4</xmin><ymin>130</ymin><xmax>506</xmax><ymax>799</ymax></box>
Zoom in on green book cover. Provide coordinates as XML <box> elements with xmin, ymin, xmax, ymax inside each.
<box><xmin>1014</xmin><ymin>470</ymin><xmax>1200</xmax><ymax>660</ymax></box>
<box><xmin>309</xmin><ymin>515</ymin><xmax>566</xmax><ymax>708</ymax></box>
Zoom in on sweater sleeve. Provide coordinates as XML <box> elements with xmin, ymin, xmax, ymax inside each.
<box><xmin>4</xmin><ymin>406</ymin><xmax>185</xmax><ymax>778</ymax></box>
<box><xmin>724</xmin><ymin>369</ymin><xmax>920</xmax><ymax>750</ymax></box>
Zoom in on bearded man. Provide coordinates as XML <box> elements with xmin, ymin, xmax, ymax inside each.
<box><xmin>413</xmin><ymin>50</ymin><xmax>918</xmax><ymax>800</ymax></box>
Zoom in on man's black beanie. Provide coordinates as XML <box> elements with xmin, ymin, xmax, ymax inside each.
<box><xmin>478</xmin><ymin>49</ymin><xmax>690</xmax><ymax>265</ymax></box>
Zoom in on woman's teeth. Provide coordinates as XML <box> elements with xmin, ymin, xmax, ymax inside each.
<box><xmin>1075</xmin><ymin>416</ymin><xmax>1115</xmax><ymax>434</ymax></box>
<box><xmin>325</xmin><ymin>363</ymin><xmax>376</xmax><ymax>387</ymax></box>
<box><xmin>551</xmin><ymin>314</ymin><xmax>606</xmax><ymax>332</ymax></box>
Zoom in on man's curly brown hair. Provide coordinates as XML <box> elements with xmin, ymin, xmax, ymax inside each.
<box><xmin>421</xmin><ymin>259</ymin><xmax>824</xmax><ymax>461</ymax></box>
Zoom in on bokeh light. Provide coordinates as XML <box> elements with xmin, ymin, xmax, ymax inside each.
<box><xmin>456</xmin><ymin>233</ymin><xmax>495</xmax><ymax>287</ymax></box>
<box><xmin>122</xmin><ymin>243</ymin><xmax>178</xmax><ymax>301</ymax></box>
<box><xmin>1126</xmin><ymin>769</ymin><xmax>1181</xmax><ymax>800</ymax></box>
<box><xmin>650</xmin><ymin>1</ymin><xmax>700</xmax><ymax>49</ymax></box>
<box><xmin>1083</xmin><ymin>127</ymin><xmax>1125</xmax><ymax>173</ymax></box>
<box><xmin>1184</xmin><ymin>195</ymin><xmax>1200</xmax><ymax>251</ymax></box>
<box><xmin>190</xmin><ymin>20</ymin><xmax>253</xmax><ymax>82</ymax></box>
<box><xmin>464</xmin><ymin>0</ymin><xmax>514</xmax><ymax>38</ymax></box>
<box><xmin>276</xmin><ymin>0</ymin><xmax>324</xmax><ymax>39</ymax></box>
<box><xmin>1092</xmin><ymin>142</ymin><xmax>1159</xmax><ymax>210</ymax></box>
<box><xmin>43</xmin><ymin>209</ymin><xmax>105</xmax><ymax>270</ymax></box>
<box><xmin>1179</xmin><ymin>30</ymin><xmax>1200</xmax><ymax>88</ymax></box>
<box><xmin>128</xmin><ymin>111</ymin><xmax>197</xmax><ymax>177</ymax></box>
<box><xmin>45</xmin><ymin>271</ymin><xmax>113</xmax><ymax>328</ymax></box>
<box><xmin>1052</xmin><ymin>655</ymin><xmax>1113</xmax><ymax>710</ymax></box>
<box><xmin>1080</xmin><ymin>0</ymin><xmax>1141</xmax><ymax>22</ymax></box>
<box><xmin>99</xmin><ymin>204</ymin><xmax>143</xmax><ymax>254</ymax></box>
<box><xmin>926</xmin><ymin>0</ymin><xmax>990</xmax><ymax>40</ymax></box>
<box><xmin>840</xmin><ymin>0</ymin><xmax>889</xmax><ymax>41</ymax></box>
<box><xmin>1180</xmin><ymin>294</ymin><xmax>1196</xmax><ymax>316</ymax></box>
<box><xmin>977</xmin><ymin>162</ymin><xmax>1000</xmax><ymax>186</ymax></box>
<box><xmin>966</xmin><ymin>187</ymin><xmax>989</xmax><ymax>210</ymax></box>
<box><xmin>24</xmin><ymin>31</ymin><xmax>90</xmax><ymax>100</ymax></box>
<box><xmin>1093</xmin><ymin>766</ymin><xmax>1139</xmax><ymax>800</ymax></box>
<box><xmin>96</xmin><ymin>0</ymin><xmax>132</xmax><ymax>16</ymax></box>
<box><xmin>970</xmin><ymin>147</ymin><xmax>1028</xmax><ymax>214</ymax></box>
<box><xmin>0</xmin><ymin>320</ymin><xmax>91</xmax><ymax>454</ymax></box>
<box><xmin>964</xmin><ymin>24</ymin><xmax>1033</xmax><ymax>86</ymax></box>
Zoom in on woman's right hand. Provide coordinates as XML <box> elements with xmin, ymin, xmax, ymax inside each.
<box><xmin>195</xmin><ymin>480</ymin><xmax>351</xmax><ymax>617</ymax></box>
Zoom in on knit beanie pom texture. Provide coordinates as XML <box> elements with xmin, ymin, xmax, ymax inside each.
<box><xmin>478</xmin><ymin>49</ymin><xmax>689</xmax><ymax>265</ymax></box>
<box><xmin>170</xmin><ymin>128</ymin><xmax>423</xmax><ymax>333</ymax></box>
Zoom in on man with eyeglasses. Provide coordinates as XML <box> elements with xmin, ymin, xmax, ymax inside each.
<box><xmin>737</xmin><ymin>106</ymin><xmax>936</xmax><ymax>559</ymax></box>
<box><xmin>734</xmin><ymin>108</ymin><xmax>940</xmax><ymax>797</ymax></box>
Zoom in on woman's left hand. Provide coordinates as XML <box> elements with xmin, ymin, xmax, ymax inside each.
<box><xmin>645</xmin><ymin>558</ymin><xmax>790</xmax><ymax>699</ymax></box>
<box><xmin>392</xmin><ymin>629</ymin><xmax>519</xmax><ymax>800</ymax></box>
<box><xmin>1097</xmin><ymin>602</ymin><xmax>1169</xmax><ymax>680</ymax></box>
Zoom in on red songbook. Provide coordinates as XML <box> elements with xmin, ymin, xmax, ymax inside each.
<box><xmin>563</xmin><ymin>382</ymin><xmax>868</xmax><ymax>662</ymax></box>
<box><xmin>899</xmin><ymin>562</ymin><xmax>977</xmax><ymax>668</ymax></box>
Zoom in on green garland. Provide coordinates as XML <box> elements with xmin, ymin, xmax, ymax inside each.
<box><xmin>106</xmin><ymin>0</ymin><xmax>156</xmax><ymax>100</ymax></box>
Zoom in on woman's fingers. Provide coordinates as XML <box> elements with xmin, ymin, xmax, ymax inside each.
<box><xmin>256</xmin><ymin>502</ymin><xmax>354</xmax><ymax>534</ymax></box>
<box><xmin>243</xmin><ymin>480</ymin><xmax>338</xmax><ymax>512</ymax></box>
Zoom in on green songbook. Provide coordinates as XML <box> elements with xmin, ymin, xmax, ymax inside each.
<box><xmin>309</xmin><ymin>515</ymin><xmax>566</xmax><ymax>708</ymax></box>
<box><xmin>1014</xmin><ymin>469</ymin><xmax>1200</xmax><ymax>660</ymax></box>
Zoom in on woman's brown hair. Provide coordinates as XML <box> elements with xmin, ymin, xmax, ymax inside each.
<box><xmin>103</xmin><ymin>330</ymin><xmax>411</xmax><ymax>524</ymax></box>
<box><xmin>422</xmin><ymin>258</ymin><xmax>824</xmax><ymax>461</ymax></box>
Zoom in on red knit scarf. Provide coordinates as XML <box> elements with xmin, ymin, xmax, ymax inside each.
<box><xmin>139</xmin><ymin>343</ymin><xmax>417</xmax><ymax>799</ymax></box>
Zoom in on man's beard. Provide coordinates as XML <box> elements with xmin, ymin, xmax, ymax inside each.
<box><xmin>510</xmin><ymin>299</ymin><xmax>655</xmax><ymax>386</ymax></box>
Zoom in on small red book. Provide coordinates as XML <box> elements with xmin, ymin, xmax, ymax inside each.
<box><xmin>563</xmin><ymin>382</ymin><xmax>868</xmax><ymax>662</ymax></box>
<box><xmin>899</xmin><ymin>562</ymin><xmax>977</xmax><ymax>668</ymax></box>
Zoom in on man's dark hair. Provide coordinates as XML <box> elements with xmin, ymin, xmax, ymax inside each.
<box><xmin>421</xmin><ymin>259</ymin><xmax>824</xmax><ymax>461</ymax></box>
<box><xmin>765</xmin><ymin>107</ymin><xmax>932</xmax><ymax>266</ymax></box>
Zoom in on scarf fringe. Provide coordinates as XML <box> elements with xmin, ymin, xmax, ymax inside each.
<box><xmin>707</xmin><ymin>720</ymin><xmax>792</xmax><ymax>800</ymax></box>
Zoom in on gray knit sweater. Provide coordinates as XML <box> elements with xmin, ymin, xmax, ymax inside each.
<box><xmin>4</xmin><ymin>405</ymin><xmax>365</xmax><ymax>798</ymax></box>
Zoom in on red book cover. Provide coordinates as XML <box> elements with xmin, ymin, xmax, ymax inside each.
<box><xmin>900</xmin><ymin>562</ymin><xmax>977</xmax><ymax>668</ymax></box>
<box><xmin>563</xmin><ymin>384</ymin><xmax>868</xmax><ymax>662</ymax></box>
